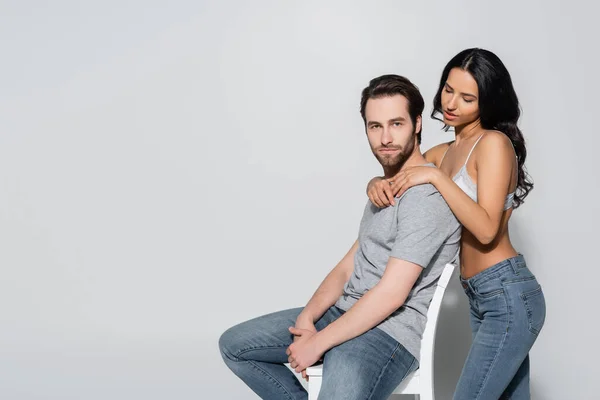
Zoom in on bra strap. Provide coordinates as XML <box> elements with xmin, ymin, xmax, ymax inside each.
<box><xmin>464</xmin><ymin>133</ymin><xmax>486</xmax><ymax>166</ymax></box>
<box><xmin>439</xmin><ymin>142</ymin><xmax>453</xmax><ymax>168</ymax></box>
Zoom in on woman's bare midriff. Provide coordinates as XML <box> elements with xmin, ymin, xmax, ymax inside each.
<box><xmin>459</xmin><ymin>210</ymin><xmax>519</xmax><ymax>279</ymax></box>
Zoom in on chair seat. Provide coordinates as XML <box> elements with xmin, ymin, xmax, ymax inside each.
<box><xmin>304</xmin><ymin>364</ymin><xmax>421</xmax><ymax>394</ymax></box>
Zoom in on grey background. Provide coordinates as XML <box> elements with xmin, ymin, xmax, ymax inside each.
<box><xmin>1</xmin><ymin>1</ymin><xmax>597</xmax><ymax>399</ymax></box>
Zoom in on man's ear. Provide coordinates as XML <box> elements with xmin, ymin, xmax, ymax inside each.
<box><xmin>415</xmin><ymin>115</ymin><xmax>422</xmax><ymax>136</ymax></box>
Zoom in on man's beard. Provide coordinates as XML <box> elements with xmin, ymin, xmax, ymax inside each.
<box><xmin>372</xmin><ymin>136</ymin><xmax>415</xmax><ymax>170</ymax></box>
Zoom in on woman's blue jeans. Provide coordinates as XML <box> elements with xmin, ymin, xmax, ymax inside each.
<box><xmin>454</xmin><ymin>254</ymin><xmax>546</xmax><ymax>399</ymax></box>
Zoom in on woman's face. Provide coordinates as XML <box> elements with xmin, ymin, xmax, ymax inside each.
<box><xmin>440</xmin><ymin>67</ymin><xmax>480</xmax><ymax>127</ymax></box>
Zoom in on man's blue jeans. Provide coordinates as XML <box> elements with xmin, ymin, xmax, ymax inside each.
<box><xmin>454</xmin><ymin>254</ymin><xmax>546</xmax><ymax>399</ymax></box>
<box><xmin>219</xmin><ymin>306</ymin><xmax>417</xmax><ymax>399</ymax></box>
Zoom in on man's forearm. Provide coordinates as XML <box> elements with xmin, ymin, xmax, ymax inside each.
<box><xmin>313</xmin><ymin>281</ymin><xmax>402</xmax><ymax>347</ymax></box>
<box><xmin>297</xmin><ymin>240</ymin><xmax>358</xmax><ymax>326</ymax></box>
<box><xmin>297</xmin><ymin>268</ymin><xmax>349</xmax><ymax>325</ymax></box>
<box><xmin>313</xmin><ymin>258</ymin><xmax>422</xmax><ymax>351</ymax></box>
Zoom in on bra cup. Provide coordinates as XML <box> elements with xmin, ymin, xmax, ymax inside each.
<box><xmin>452</xmin><ymin>171</ymin><xmax>514</xmax><ymax>210</ymax></box>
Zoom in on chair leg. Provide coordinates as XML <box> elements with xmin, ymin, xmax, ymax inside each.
<box><xmin>308</xmin><ymin>376</ymin><xmax>322</xmax><ymax>400</ymax></box>
<box><xmin>419</xmin><ymin>390</ymin><xmax>433</xmax><ymax>400</ymax></box>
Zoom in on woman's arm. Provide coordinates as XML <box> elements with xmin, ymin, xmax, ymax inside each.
<box><xmin>423</xmin><ymin>142</ymin><xmax>452</xmax><ymax>167</ymax></box>
<box><xmin>396</xmin><ymin>133</ymin><xmax>515</xmax><ymax>244</ymax></box>
<box><xmin>366</xmin><ymin>142</ymin><xmax>452</xmax><ymax>208</ymax></box>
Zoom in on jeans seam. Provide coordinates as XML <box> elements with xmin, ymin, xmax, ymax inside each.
<box><xmin>521</xmin><ymin>285</ymin><xmax>543</xmax><ymax>335</ymax></box>
<box><xmin>246</xmin><ymin>360</ymin><xmax>295</xmax><ymax>400</ymax></box>
<box><xmin>474</xmin><ymin>291</ymin><xmax>510</xmax><ymax>400</ymax></box>
<box><xmin>504</xmin><ymin>276</ymin><xmax>535</xmax><ymax>285</ymax></box>
<box><xmin>365</xmin><ymin>343</ymin><xmax>413</xmax><ymax>400</ymax></box>
<box><xmin>476</xmin><ymin>288</ymin><xmax>504</xmax><ymax>299</ymax></box>
<box><xmin>470</xmin><ymin>264</ymin><xmax>511</xmax><ymax>286</ymax></box>
<box><xmin>472</xmin><ymin>272</ymin><xmax>502</xmax><ymax>287</ymax></box>
<box><xmin>230</xmin><ymin>344</ymin><xmax>297</xmax><ymax>400</ymax></box>
<box><xmin>403</xmin><ymin>358</ymin><xmax>418</xmax><ymax>382</ymax></box>
<box><xmin>236</xmin><ymin>344</ymin><xmax>289</xmax><ymax>359</ymax></box>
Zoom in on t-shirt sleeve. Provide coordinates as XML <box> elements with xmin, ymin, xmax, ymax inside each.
<box><xmin>389</xmin><ymin>187</ymin><xmax>456</xmax><ymax>268</ymax></box>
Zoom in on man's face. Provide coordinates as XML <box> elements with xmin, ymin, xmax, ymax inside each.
<box><xmin>364</xmin><ymin>95</ymin><xmax>420</xmax><ymax>168</ymax></box>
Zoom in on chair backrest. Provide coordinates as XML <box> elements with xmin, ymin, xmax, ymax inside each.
<box><xmin>418</xmin><ymin>263</ymin><xmax>455</xmax><ymax>390</ymax></box>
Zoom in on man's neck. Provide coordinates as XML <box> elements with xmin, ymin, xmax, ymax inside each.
<box><xmin>382</xmin><ymin>151</ymin><xmax>429</xmax><ymax>179</ymax></box>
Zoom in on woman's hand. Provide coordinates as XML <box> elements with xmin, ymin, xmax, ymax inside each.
<box><xmin>367</xmin><ymin>167</ymin><xmax>440</xmax><ymax>207</ymax></box>
<box><xmin>367</xmin><ymin>176</ymin><xmax>396</xmax><ymax>208</ymax></box>
<box><xmin>393</xmin><ymin>166</ymin><xmax>440</xmax><ymax>198</ymax></box>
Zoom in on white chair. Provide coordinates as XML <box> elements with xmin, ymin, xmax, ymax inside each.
<box><xmin>288</xmin><ymin>263</ymin><xmax>455</xmax><ymax>400</ymax></box>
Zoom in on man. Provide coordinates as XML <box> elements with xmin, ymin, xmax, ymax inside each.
<box><xmin>219</xmin><ymin>75</ymin><xmax>461</xmax><ymax>399</ymax></box>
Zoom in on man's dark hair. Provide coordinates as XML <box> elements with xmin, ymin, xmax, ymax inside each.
<box><xmin>360</xmin><ymin>74</ymin><xmax>425</xmax><ymax>144</ymax></box>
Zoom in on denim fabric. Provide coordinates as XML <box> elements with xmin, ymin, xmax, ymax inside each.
<box><xmin>453</xmin><ymin>254</ymin><xmax>546</xmax><ymax>399</ymax></box>
<box><xmin>219</xmin><ymin>306</ymin><xmax>418</xmax><ymax>400</ymax></box>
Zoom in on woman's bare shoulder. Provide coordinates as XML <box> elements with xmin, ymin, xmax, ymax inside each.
<box><xmin>424</xmin><ymin>141</ymin><xmax>453</xmax><ymax>166</ymax></box>
<box><xmin>478</xmin><ymin>130</ymin><xmax>515</xmax><ymax>154</ymax></box>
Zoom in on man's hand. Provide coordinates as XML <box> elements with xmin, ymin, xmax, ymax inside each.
<box><xmin>286</xmin><ymin>327</ymin><xmax>324</xmax><ymax>375</ymax></box>
<box><xmin>289</xmin><ymin>318</ymin><xmax>317</xmax><ymax>381</ymax></box>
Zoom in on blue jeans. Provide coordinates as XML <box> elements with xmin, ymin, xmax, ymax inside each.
<box><xmin>219</xmin><ymin>306</ymin><xmax>417</xmax><ymax>400</ymax></box>
<box><xmin>453</xmin><ymin>254</ymin><xmax>546</xmax><ymax>399</ymax></box>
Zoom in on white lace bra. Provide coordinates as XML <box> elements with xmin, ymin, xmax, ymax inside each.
<box><xmin>440</xmin><ymin>134</ymin><xmax>515</xmax><ymax>211</ymax></box>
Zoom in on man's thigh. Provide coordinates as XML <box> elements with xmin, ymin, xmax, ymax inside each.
<box><xmin>219</xmin><ymin>307</ymin><xmax>303</xmax><ymax>363</ymax></box>
<box><xmin>318</xmin><ymin>328</ymin><xmax>417</xmax><ymax>400</ymax></box>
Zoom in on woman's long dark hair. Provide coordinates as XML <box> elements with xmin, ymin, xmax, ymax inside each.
<box><xmin>431</xmin><ymin>48</ymin><xmax>533</xmax><ymax>208</ymax></box>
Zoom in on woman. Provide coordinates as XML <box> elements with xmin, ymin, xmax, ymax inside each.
<box><xmin>367</xmin><ymin>48</ymin><xmax>545</xmax><ymax>399</ymax></box>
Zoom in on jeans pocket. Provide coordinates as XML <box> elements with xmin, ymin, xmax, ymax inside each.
<box><xmin>475</xmin><ymin>278</ymin><xmax>504</xmax><ymax>299</ymax></box>
<box><xmin>521</xmin><ymin>285</ymin><xmax>546</xmax><ymax>335</ymax></box>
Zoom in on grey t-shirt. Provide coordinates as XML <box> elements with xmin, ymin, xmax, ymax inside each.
<box><xmin>334</xmin><ymin>179</ymin><xmax>461</xmax><ymax>361</ymax></box>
